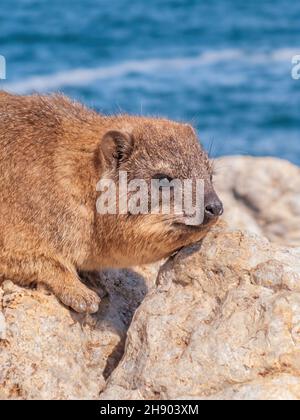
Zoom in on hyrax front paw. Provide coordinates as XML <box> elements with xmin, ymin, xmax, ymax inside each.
<box><xmin>59</xmin><ymin>284</ymin><xmax>101</xmax><ymax>314</ymax></box>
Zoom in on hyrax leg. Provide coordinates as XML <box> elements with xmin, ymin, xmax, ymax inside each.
<box><xmin>0</xmin><ymin>253</ymin><xmax>100</xmax><ymax>313</ymax></box>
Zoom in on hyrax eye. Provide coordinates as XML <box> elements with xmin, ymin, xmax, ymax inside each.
<box><xmin>152</xmin><ymin>173</ymin><xmax>173</xmax><ymax>182</ymax></box>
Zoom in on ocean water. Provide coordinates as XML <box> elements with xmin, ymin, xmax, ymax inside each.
<box><xmin>0</xmin><ymin>0</ymin><xmax>300</xmax><ymax>163</ymax></box>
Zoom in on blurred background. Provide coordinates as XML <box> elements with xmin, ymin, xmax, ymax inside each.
<box><xmin>0</xmin><ymin>0</ymin><xmax>299</xmax><ymax>163</ymax></box>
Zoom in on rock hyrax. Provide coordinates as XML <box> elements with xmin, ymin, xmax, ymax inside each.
<box><xmin>0</xmin><ymin>92</ymin><xmax>223</xmax><ymax>313</ymax></box>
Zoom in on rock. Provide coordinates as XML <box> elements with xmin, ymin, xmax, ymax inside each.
<box><xmin>215</xmin><ymin>156</ymin><xmax>300</xmax><ymax>247</ymax></box>
<box><xmin>2</xmin><ymin>156</ymin><xmax>300</xmax><ymax>400</ymax></box>
<box><xmin>0</xmin><ymin>313</ymin><xmax>6</xmax><ymax>341</ymax></box>
<box><xmin>100</xmin><ymin>225</ymin><xmax>300</xmax><ymax>400</ymax></box>
<box><xmin>0</xmin><ymin>266</ymin><xmax>159</xmax><ymax>400</ymax></box>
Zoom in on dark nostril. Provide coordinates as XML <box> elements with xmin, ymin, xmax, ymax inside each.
<box><xmin>205</xmin><ymin>201</ymin><xmax>224</xmax><ymax>218</ymax></box>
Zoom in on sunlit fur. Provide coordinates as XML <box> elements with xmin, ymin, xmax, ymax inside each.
<box><xmin>0</xmin><ymin>92</ymin><xmax>221</xmax><ymax>313</ymax></box>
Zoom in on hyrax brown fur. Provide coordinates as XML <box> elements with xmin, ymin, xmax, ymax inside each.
<box><xmin>0</xmin><ymin>92</ymin><xmax>223</xmax><ymax>313</ymax></box>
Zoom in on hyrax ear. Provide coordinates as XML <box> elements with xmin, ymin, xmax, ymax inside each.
<box><xmin>101</xmin><ymin>130</ymin><xmax>134</xmax><ymax>167</ymax></box>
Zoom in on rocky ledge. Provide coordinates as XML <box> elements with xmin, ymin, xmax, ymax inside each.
<box><xmin>215</xmin><ymin>156</ymin><xmax>300</xmax><ymax>247</ymax></box>
<box><xmin>1</xmin><ymin>157</ymin><xmax>300</xmax><ymax>400</ymax></box>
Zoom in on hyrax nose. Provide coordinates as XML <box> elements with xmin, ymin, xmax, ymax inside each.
<box><xmin>204</xmin><ymin>197</ymin><xmax>224</xmax><ymax>219</ymax></box>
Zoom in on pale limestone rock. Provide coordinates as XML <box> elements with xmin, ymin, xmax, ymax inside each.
<box><xmin>215</xmin><ymin>156</ymin><xmax>300</xmax><ymax>247</ymax></box>
<box><xmin>0</xmin><ymin>266</ymin><xmax>158</xmax><ymax>400</ymax></box>
<box><xmin>1</xmin><ymin>156</ymin><xmax>300</xmax><ymax>401</ymax></box>
<box><xmin>0</xmin><ymin>313</ymin><xmax>6</xmax><ymax>340</ymax></box>
<box><xmin>204</xmin><ymin>375</ymin><xmax>300</xmax><ymax>400</ymax></box>
<box><xmin>100</xmin><ymin>226</ymin><xmax>300</xmax><ymax>400</ymax></box>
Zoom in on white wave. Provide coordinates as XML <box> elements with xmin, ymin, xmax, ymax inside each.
<box><xmin>271</xmin><ymin>48</ymin><xmax>300</xmax><ymax>61</ymax></box>
<box><xmin>2</xmin><ymin>48</ymin><xmax>299</xmax><ymax>94</ymax></box>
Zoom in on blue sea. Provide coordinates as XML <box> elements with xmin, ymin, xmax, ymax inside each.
<box><xmin>0</xmin><ymin>0</ymin><xmax>300</xmax><ymax>163</ymax></box>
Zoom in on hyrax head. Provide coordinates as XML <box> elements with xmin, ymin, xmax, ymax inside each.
<box><xmin>96</xmin><ymin>116</ymin><xmax>223</xmax><ymax>266</ymax></box>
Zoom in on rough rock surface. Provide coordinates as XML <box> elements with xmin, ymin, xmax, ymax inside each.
<box><xmin>215</xmin><ymin>156</ymin><xmax>300</xmax><ymax>247</ymax></box>
<box><xmin>0</xmin><ymin>265</ymin><xmax>159</xmax><ymax>400</ymax></box>
<box><xmin>101</xmin><ymin>225</ymin><xmax>300</xmax><ymax>400</ymax></box>
<box><xmin>1</xmin><ymin>156</ymin><xmax>300</xmax><ymax>400</ymax></box>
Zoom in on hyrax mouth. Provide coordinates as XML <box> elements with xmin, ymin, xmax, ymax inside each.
<box><xmin>172</xmin><ymin>217</ymin><xmax>218</xmax><ymax>232</ymax></box>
